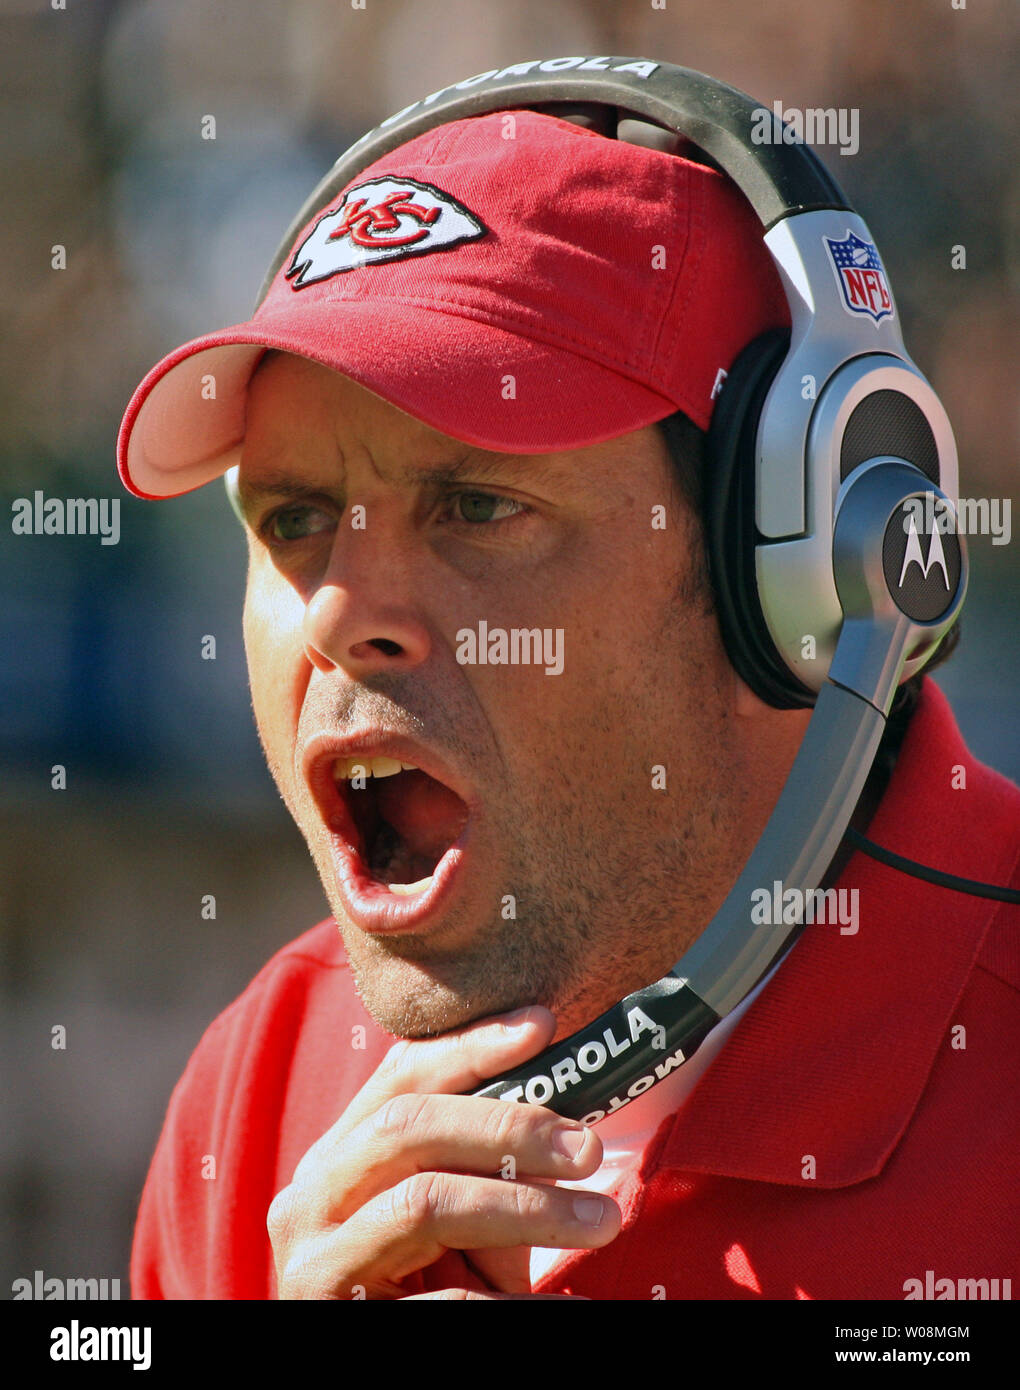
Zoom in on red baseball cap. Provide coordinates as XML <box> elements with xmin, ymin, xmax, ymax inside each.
<box><xmin>117</xmin><ymin>109</ymin><xmax>790</xmax><ymax>500</ymax></box>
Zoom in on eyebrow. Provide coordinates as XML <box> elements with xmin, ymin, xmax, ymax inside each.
<box><xmin>237</xmin><ymin>448</ymin><xmax>570</xmax><ymax>506</ymax></box>
<box><xmin>237</xmin><ymin>474</ymin><xmax>325</xmax><ymax>504</ymax></box>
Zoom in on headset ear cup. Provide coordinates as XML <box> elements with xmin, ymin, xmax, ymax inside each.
<box><xmin>706</xmin><ymin>329</ymin><xmax>816</xmax><ymax>710</ymax></box>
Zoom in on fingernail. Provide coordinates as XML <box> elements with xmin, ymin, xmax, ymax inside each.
<box><xmin>554</xmin><ymin>1127</ymin><xmax>587</xmax><ymax>1160</ymax></box>
<box><xmin>573</xmin><ymin>1196</ymin><xmax>605</xmax><ymax>1227</ymax></box>
<box><xmin>499</xmin><ymin>1007</ymin><xmax>537</xmax><ymax>1031</ymax></box>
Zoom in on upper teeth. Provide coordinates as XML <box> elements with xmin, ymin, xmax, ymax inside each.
<box><xmin>333</xmin><ymin>757</ymin><xmax>417</xmax><ymax>780</ymax></box>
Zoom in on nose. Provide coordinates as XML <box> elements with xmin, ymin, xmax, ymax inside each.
<box><xmin>301</xmin><ymin>527</ymin><xmax>432</xmax><ymax>678</ymax></box>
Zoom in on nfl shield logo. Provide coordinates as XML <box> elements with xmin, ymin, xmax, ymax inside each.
<box><xmin>824</xmin><ymin>230</ymin><xmax>894</xmax><ymax>325</ymax></box>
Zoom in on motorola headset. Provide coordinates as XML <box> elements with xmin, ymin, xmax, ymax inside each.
<box><xmin>226</xmin><ymin>57</ymin><xmax>1017</xmax><ymax>1123</ymax></box>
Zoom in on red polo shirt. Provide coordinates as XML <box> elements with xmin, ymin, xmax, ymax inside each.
<box><xmin>130</xmin><ymin>679</ymin><xmax>1019</xmax><ymax>1299</ymax></box>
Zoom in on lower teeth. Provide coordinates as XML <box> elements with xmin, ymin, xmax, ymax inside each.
<box><xmin>388</xmin><ymin>877</ymin><xmax>434</xmax><ymax>896</ymax></box>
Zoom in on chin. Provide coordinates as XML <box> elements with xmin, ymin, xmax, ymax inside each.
<box><xmin>341</xmin><ymin>941</ymin><xmax>522</xmax><ymax>1039</ymax></box>
<box><xmin>325</xmin><ymin>865</ymin><xmax>619</xmax><ymax>1042</ymax></box>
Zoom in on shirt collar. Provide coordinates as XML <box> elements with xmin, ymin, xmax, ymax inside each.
<box><xmin>654</xmin><ymin>678</ymin><xmax>1014</xmax><ymax>1187</ymax></box>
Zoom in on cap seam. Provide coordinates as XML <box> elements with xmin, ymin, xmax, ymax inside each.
<box><xmin>648</xmin><ymin>159</ymin><xmax>695</xmax><ymax>370</ymax></box>
<box><xmin>657</xmin><ymin>161</ymin><xmax>707</xmax><ymax>386</ymax></box>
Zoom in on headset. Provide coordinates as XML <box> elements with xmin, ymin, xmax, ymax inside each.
<box><xmin>227</xmin><ymin>57</ymin><xmax>1017</xmax><ymax>1124</ymax></box>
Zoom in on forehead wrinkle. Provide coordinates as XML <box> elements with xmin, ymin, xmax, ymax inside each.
<box><xmin>239</xmin><ymin>436</ymin><xmax>577</xmax><ymax>500</ymax></box>
<box><xmin>237</xmin><ymin>429</ymin><xmax>346</xmax><ymax>500</ymax></box>
<box><xmin>404</xmin><ymin>448</ymin><xmax>572</xmax><ymax>491</ymax></box>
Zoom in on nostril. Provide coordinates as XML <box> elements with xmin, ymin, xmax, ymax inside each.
<box><xmin>370</xmin><ymin>638</ymin><xmax>402</xmax><ymax>656</ymax></box>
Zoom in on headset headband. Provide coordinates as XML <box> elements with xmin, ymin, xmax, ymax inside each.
<box><xmin>258</xmin><ymin>57</ymin><xmax>850</xmax><ymax>304</ymax></box>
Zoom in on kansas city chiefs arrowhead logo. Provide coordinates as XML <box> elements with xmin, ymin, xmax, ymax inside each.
<box><xmin>286</xmin><ymin>176</ymin><xmax>487</xmax><ymax>287</ymax></box>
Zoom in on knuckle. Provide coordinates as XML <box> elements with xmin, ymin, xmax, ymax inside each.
<box><xmin>390</xmin><ymin>1170</ymin><xmax>444</xmax><ymax>1233</ymax></box>
<box><xmin>479</xmin><ymin>1097</ymin><xmax>527</xmax><ymax>1154</ymax></box>
<box><xmin>381</xmin><ymin>1038</ymin><xmax>414</xmax><ymax>1076</ymax></box>
<box><xmin>276</xmin><ymin>1254</ymin><xmax>305</xmax><ymax>1300</ymax></box>
<box><xmin>373</xmin><ymin>1091</ymin><xmax>430</xmax><ymax>1146</ymax></box>
<box><xmin>277</xmin><ymin>1244</ymin><xmax>330</xmax><ymax>1301</ymax></box>
<box><xmin>267</xmin><ymin>1186</ymin><xmax>298</xmax><ymax>1244</ymax></box>
<box><xmin>290</xmin><ymin>1147</ymin><xmax>321</xmax><ymax>1187</ymax></box>
<box><xmin>507</xmin><ymin>1180</ymin><xmax>548</xmax><ymax>1223</ymax></box>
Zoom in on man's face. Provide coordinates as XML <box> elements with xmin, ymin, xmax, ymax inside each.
<box><xmin>239</xmin><ymin>351</ymin><xmax>805</xmax><ymax>1040</ymax></box>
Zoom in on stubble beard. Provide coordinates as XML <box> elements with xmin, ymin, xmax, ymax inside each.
<box><xmin>338</xmin><ymin>897</ymin><xmax>590</xmax><ymax>1040</ymax></box>
<box><xmin>306</xmin><ymin>645</ymin><xmax>737</xmax><ymax>1043</ymax></box>
<box><xmin>273</xmin><ymin>559</ymin><xmax>737</xmax><ymax>1042</ymax></box>
<box><xmin>320</xmin><ymin>791</ymin><xmax>726</xmax><ymax>1042</ymax></box>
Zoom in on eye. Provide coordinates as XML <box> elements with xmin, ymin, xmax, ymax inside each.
<box><xmin>265</xmin><ymin>505</ymin><xmax>335</xmax><ymax>543</ymax></box>
<box><xmin>445</xmin><ymin>492</ymin><xmax>527</xmax><ymax>525</ymax></box>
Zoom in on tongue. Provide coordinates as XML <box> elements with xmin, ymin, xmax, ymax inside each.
<box><xmin>373</xmin><ymin>771</ymin><xmax>468</xmax><ymax>862</ymax></box>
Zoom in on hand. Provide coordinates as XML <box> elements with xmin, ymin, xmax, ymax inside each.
<box><xmin>267</xmin><ymin>1006</ymin><xmax>622</xmax><ymax>1299</ymax></box>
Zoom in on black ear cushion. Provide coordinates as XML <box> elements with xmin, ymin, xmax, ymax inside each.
<box><xmin>705</xmin><ymin>329</ymin><xmax>817</xmax><ymax>710</ymax></box>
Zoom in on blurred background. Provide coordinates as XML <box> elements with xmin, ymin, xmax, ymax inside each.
<box><xmin>2</xmin><ymin>0</ymin><xmax>1017</xmax><ymax>1297</ymax></box>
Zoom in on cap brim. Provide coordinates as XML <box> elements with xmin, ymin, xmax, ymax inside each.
<box><xmin>117</xmin><ymin>301</ymin><xmax>681</xmax><ymax>499</ymax></box>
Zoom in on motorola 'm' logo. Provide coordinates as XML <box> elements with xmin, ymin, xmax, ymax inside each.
<box><xmin>899</xmin><ymin>514</ymin><xmax>950</xmax><ymax>589</ymax></box>
<box><xmin>882</xmin><ymin>494</ymin><xmax>962</xmax><ymax>622</ymax></box>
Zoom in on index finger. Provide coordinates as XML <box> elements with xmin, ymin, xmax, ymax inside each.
<box><xmin>327</xmin><ymin>1004</ymin><xmax>557</xmax><ymax>1146</ymax></box>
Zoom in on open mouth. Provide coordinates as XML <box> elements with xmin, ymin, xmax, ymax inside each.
<box><xmin>331</xmin><ymin>756</ymin><xmax>470</xmax><ymax>898</ymax></box>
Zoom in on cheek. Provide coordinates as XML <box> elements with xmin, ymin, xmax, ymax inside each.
<box><xmin>243</xmin><ymin>564</ymin><xmax>309</xmax><ymax>784</ymax></box>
